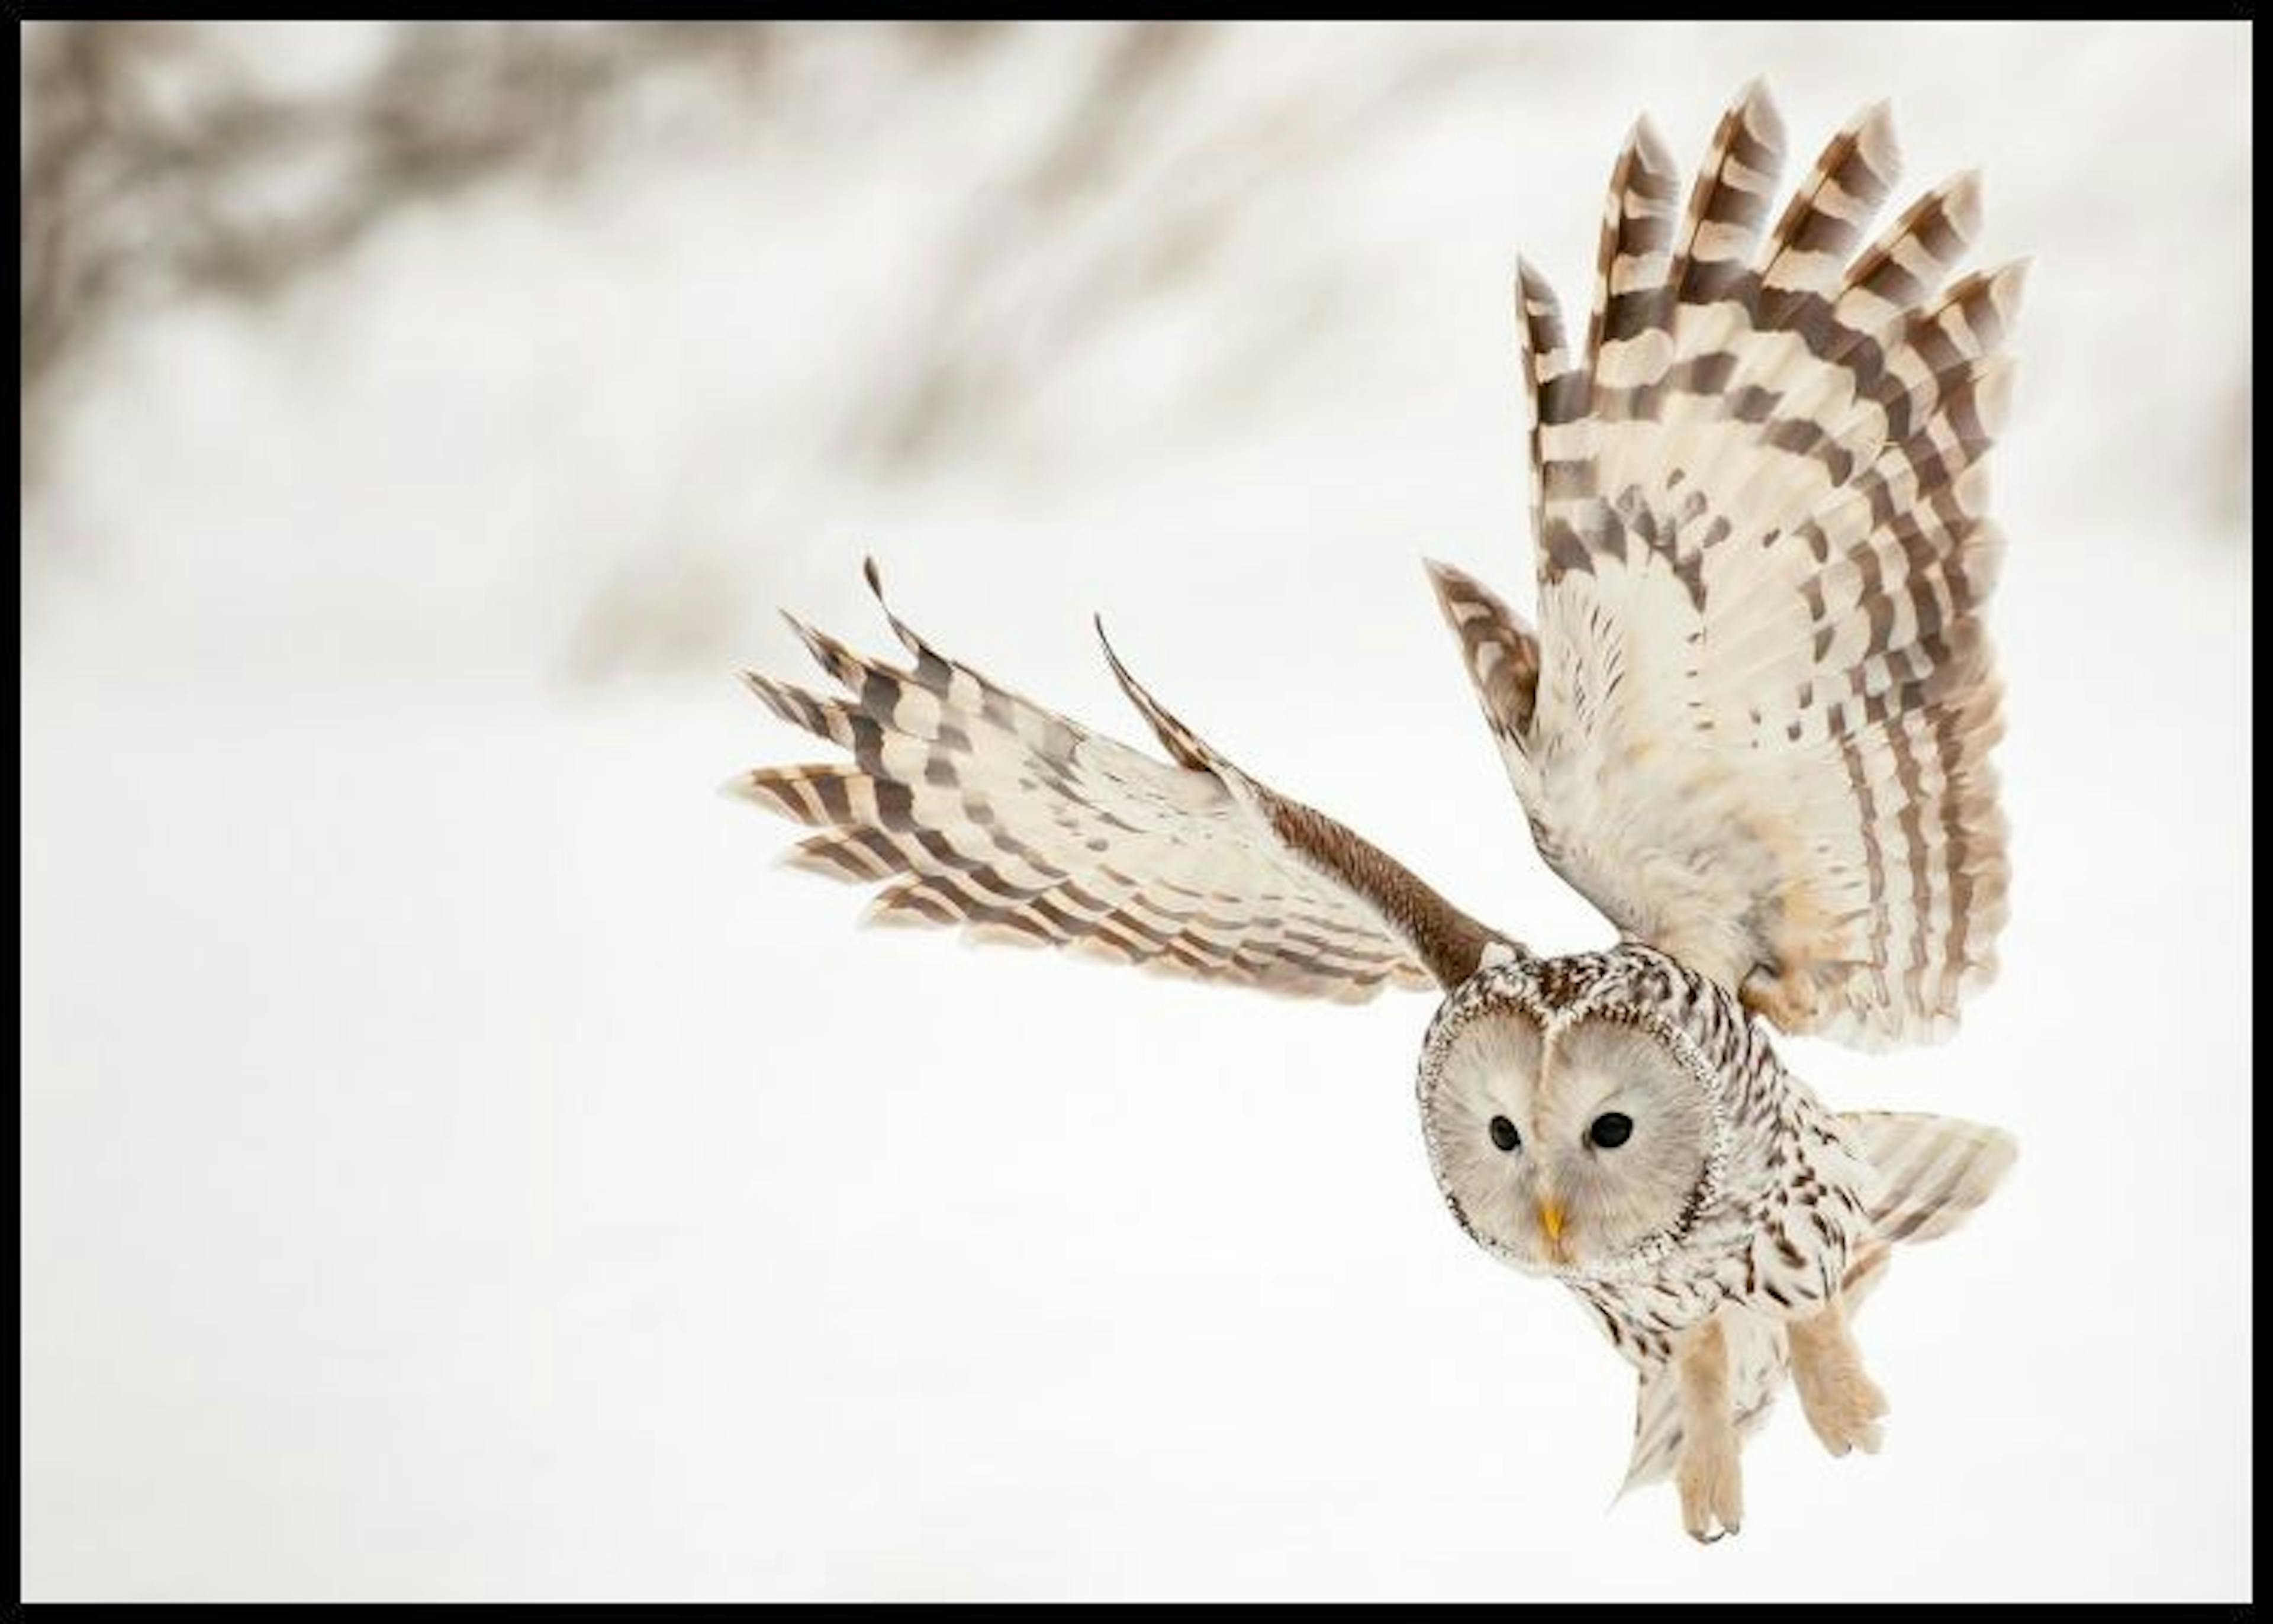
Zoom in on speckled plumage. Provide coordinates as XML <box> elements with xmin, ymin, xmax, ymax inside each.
<box><xmin>1414</xmin><ymin>942</ymin><xmax>2010</xmax><ymax>1502</ymax></box>
<box><xmin>733</xmin><ymin>80</ymin><xmax>2023</xmax><ymax>1541</ymax></box>
<box><xmin>1422</xmin><ymin>945</ymin><xmax>1872</xmax><ymax>1360</ymax></box>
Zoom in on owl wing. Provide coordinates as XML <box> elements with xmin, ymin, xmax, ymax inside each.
<box><xmin>1434</xmin><ymin>81</ymin><xmax>2020</xmax><ymax>1046</ymax></box>
<box><xmin>735</xmin><ymin>560</ymin><xmax>1502</xmax><ymax>1003</ymax></box>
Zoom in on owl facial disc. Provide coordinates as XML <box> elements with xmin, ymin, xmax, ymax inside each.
<box><xmin>1415</xmin><ymin>955</ymin><xmax>1734</xmax><ymax>1285</ymax></box>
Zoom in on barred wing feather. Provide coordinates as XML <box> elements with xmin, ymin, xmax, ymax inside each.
<box><xmin>737</xmin><ymin>562</ymin><xmax>1498</xmax><ymax>1004</ymax></box>
<box><xmin>1442</xmin><ymin>81</ymin><xmax>2019</xmax><ymax>1048</ymax></box>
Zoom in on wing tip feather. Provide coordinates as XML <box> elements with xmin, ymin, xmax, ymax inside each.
<box><xmin>1991</xmin><ymin>254</ymin><xmax>2033</xmax><ymax>330</ymax></box>
<box><xmin>739</xmin><ymin>666</ymin><xmax>805</xmax><ymax>723</ymax></box>
<box><xmin>1855</xmin><ymin>95</ymin><xmax>1899</xmax><ymax>163</ymax></box>
<box><xmin>1094</xmin><ymin>616</ymin><xmax>1215</xmax><ymax>772</ymax></box>
<box><xmin>1420</xmin><ymin>554</ymin><xmax>1464</xmax><ymax>592</ymax></box>
<box><xmin>1940</xmin><ymin>166</ymin><xmax>1985</xmax><ymax>242</ymax></box>
<box><xmin>1627</xmin><ymin>112</ymin><xmax>1675</xmax><ymax>174</ymax></box>
<box><xmin>1734</xmin><ymin>72</ymin><xmax>1778</xmax><ymax>120</ymax></box>
<box><xmin>723</xmin><ymin>769</ymin><xmax>794</xmax><ymax>816</ymax></box>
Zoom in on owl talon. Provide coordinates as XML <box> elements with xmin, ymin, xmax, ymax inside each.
<box><xmin>1677</xmin><ymin>1432</ymin><xmax>1744</xmax><ymax>1544</ymax></box>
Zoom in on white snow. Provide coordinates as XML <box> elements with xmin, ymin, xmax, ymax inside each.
<box><xmin>21</xmin><ymin>20</ymin><xmax>2252</xmax><ymax>1602</ymax></box>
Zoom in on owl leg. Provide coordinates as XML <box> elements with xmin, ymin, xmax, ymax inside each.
<box><xmin>1673</xmin><ymin>1314</ymin><xmax>1743</xmax><ymax>1542</ymax></box>
<box><xmin>1786</xmin><ymin>1294</ymin><xmax>1888</xmax><ymax>1457</ymax></box>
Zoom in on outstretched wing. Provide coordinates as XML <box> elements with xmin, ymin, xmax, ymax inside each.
<box><xmin>1438</xmin><ymin>80</ymin><xmax>2019</xmax><ymax>1047</ymax></box>
<box><xmin>735</xmin><ymin>561</ymin><xmax>1502</xmax><ymax>1004</ymax></box>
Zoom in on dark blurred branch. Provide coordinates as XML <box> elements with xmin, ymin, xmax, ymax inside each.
<box><xmin>20</xmin><ymin>21</ymin><xmax>782</xmax><ymax>491</ymax></box>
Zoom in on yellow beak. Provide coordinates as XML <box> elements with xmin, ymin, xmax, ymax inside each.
<box><xmin>1538</xmin><ymin>1200</ymin><xmax>1566</xmax><ymax>1247</ymax></box>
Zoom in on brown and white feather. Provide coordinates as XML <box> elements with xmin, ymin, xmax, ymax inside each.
<box><xmin>736</xmin><ymin>562</ymin><xmax>1499</xmax><ymax>1003</ymax></box>
<box><xmin>1443</xmin><ymin>84</ymin><xmax>2019</xmax><ymax>1048</ymax></box>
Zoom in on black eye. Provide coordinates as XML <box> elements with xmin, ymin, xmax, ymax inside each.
<box><xmin>1488</xmin><ymin>1115</ymin><xmax>1521</xmax><ymax>1153</ymax></box>
<box><xmin>1589</xmin><ymin>1112</ymin><xmax>1633</xmax><ymax>1149</ymax></box>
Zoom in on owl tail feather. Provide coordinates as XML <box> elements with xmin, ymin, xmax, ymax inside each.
<box><xmin>1615</xmin><ymin>1114</ymin><xmax>2016</xmax><ymax>1494</ymax></box>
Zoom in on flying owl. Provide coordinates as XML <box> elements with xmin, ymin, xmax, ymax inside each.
<box><xmin>733</xmin><ymin>81</ymin><xmax>2022</xmax><ymax>1542</ymax></box>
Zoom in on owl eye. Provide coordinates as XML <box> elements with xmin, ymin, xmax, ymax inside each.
<box><xmin>1589</xmin><ymin>1112</ymin><xmax>1634</xmax><ymax>1149</ymax></box>
<box><xmin>1488</xmin><ymin>1115</ymin><xmax>1521</xmax><ymax>1153</ymax></box>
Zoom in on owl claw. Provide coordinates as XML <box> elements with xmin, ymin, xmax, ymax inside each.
<box><xmin>1677</xmin><ymin>1427</ymin><xmax>1744</xmax><ymax>1544</ymax></box>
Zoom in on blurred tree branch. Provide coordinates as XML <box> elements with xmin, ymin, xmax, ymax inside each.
<box><xmin>20</xmin><ymin>21</ymin><xmax>784</xmax><ymax>494</ymax></box>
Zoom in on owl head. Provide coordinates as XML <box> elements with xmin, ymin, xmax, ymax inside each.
<box><xmin>1416</xmin><ymin>948</ymin><xmax>1733</xmax><ymax>1281</ymax></box>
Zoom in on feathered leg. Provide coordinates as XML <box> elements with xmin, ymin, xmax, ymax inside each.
<box><xmin>1674</xmin><ymin>1313</ymin><xmax>1743</xmax><ymax>1542</ymax></box>
<box><xmin>1787</xmin><ymin>1293</ymin><xmax>1889</xmax><ymax>1457</ymax></box>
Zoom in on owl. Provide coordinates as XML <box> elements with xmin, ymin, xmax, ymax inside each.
<box><xmin>733</xmin><ymin>81</ymin><xmax>2022</xmax><ymax>1542</ymax></box>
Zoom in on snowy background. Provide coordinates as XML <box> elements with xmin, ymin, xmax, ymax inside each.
<box><xmin>21</xmin><ymin>20</ymin><xmax>2251</xmax><ymax>1602</ymax></box>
